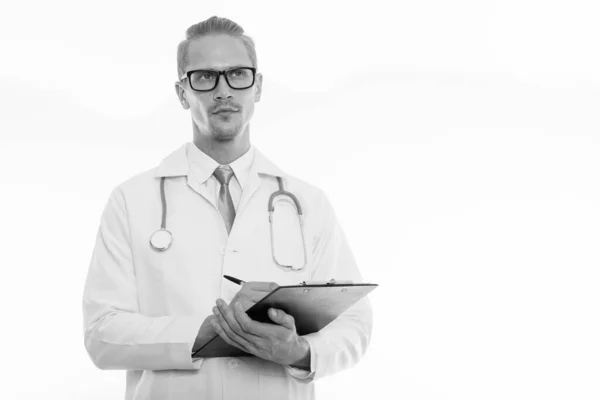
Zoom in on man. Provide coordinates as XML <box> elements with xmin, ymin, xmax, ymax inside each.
<box><xmin>82</xmin><ymin>16</ymin><xmax>373</xmax><ymax>400</ymax></box>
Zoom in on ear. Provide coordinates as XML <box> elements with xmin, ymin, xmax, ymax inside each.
<box><xmin>174</xmin><ymin>83</ymin><xmax>189</xmax><ymax>110</ymax></box>
<box><xmin>254</xmin><ymin>73</ymin><xmax>263</xmax><ymax>102</ymax></box>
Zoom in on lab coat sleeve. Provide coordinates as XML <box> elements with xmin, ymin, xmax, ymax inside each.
<box><xmin>82</xmin><ymin>187</ymin><xmax>205</xmax><ymax>371</ymax></box>
<box><xmin>286</xmin><ymin>189</ymin><xmax>374</xmax><ymax>382</ymax></box>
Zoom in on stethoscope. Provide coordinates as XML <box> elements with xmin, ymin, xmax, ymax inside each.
<box><xmin>149</xmin><ymin>175</ymin><xmax>308</xmax><ymax>270</ymax></box>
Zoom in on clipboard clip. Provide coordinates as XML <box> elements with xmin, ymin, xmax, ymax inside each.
<box><xmin>299</xmin><ymin>279</ymin><xmax>354</xmax><ymax>286</ymax></box>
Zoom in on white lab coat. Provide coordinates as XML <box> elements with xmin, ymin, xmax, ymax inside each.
<box><xmin>82</xmin><ymin>143</ymin><xmax>373</xmax><ymax>400</ymax></box>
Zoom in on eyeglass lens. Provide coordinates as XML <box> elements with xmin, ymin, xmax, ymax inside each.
<box><xmin>189</xmin><ymin>68</ymin><xmax>254</xmax><ymax>91</ymax></box>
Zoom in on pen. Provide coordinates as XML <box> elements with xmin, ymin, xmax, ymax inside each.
<box><xmin>223</xmin><ymin>275</ymin><xmax>245</xmax><ymax>285</ymax></box>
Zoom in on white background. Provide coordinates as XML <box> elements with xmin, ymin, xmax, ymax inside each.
<box><xmin>1</xmin><ymin>1</ymin><xmax>599</xmax><ymax>399</ymax></box>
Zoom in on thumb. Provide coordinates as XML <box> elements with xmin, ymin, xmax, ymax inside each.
<box><xmin>269</xmin><ymin>308</ymin><xmax>295</xmax><ymax>329</ymax></box>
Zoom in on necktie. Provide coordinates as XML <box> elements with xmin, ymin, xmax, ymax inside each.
<box><xmin>213</xmin><ymin>165</ymin><xmax>236</xmax><ymax>234</ymax></box>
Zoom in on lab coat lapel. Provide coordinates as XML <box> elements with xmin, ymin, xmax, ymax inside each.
<box><xmin>237</xmin><ymin>170</ymin><xmax>261</xmax><ymax>215</ymax></box>
<box><xmin>155</xmin><ymin>143</ymin><xmax>215</xmax><ymax>207</ymax></box>
<box><xmin>186</xmin><ymin>176</ymin><xmax>215</xmax><ymax>208</ymax></box>
<box><xmin>237</xmin><ymin>149</ymin><xmax>286</xmax><ymax>215</ymax></box>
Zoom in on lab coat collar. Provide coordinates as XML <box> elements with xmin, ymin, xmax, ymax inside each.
<box><xmin>252</xmin><ymin>148</ymin><xmax>287</xmax><ymax>178</ymax></box>
<box><xmin>155</xmin><ymin>142</ymin><xmax>286</xmax><ymax>179</ymax></box>
<box><xmin>155</xmin><ymin>144</ymin><xmax>188</xmax><ymax>178</ymax></box>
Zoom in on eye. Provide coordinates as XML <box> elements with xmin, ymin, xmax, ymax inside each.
<box><xmin>191</xmin><ymin>71</ymin><xmax>216</xmax><ymax>81</ymax></box>
<box><xmin>230</xmin><ymin>69</ymin><xmax>247</xmax><ymax>77</ymax></box>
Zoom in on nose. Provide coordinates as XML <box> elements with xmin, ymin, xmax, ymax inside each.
<box><xmin>213</xmin><ymin>75</ymin><xmax>233</xmax><ymax>101</ymax></box>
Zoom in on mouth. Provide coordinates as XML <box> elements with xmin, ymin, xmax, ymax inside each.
<box><xmin>213</xmin><ymin>108</ymin><xmax>239</xmax><ymax>115</ymax></box>
<box><xmin>213</xmin><ymin>111</ymin><xmax>238</xmax><ymax>119</ymax></box>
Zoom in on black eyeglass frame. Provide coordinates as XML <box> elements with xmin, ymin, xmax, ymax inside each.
<box><xmin>180</xmin><ymin>67</ymin><xmax>257</xmax><ymax>92</ymax></box>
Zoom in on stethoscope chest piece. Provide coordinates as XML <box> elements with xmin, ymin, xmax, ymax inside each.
<box><xmin>150</xmin><ymin>229</ymin><xmax>172</xmax><ymax>251</ymax></box>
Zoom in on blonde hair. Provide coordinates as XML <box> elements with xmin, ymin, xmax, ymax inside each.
<box><xmin>176</xmin><ymin>16</ymin><xmax>257</xmax><ymax>79</ymax></box>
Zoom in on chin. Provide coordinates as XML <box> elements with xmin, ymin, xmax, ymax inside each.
<box><xmin>211</xmin><ymin>126</ymin><xmax>243</xmax><ymax>142</ymax></box>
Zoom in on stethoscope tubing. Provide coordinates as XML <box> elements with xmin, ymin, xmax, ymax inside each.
<box><xmin>268</xmin><ymin>177</ymin><xmax>307</xmax><ymax>270</ymax></box>
<box><xmin>268</xmin><ymin>176</ymin><xmax>303</xmax><ymax>215</ymax></box>
<box><xmin>151</xmin><ymin>175</ymin><xmax>307</xmax><ymax>270</ymax></box>
<box><xmin>148</xmin><ymin>176</ymin><xmax>172</xmax><ymax>251</ymax></box>
<box><xmin>160</xmin><ymin>177</ymin><xmax>167</xmax><ymax>230</ymax></box>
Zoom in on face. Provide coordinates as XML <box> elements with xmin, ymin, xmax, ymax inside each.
<box><xmin>175</xmin><ymin>35</ymin><xmax>262</xmax><ymax>143</ymax></box>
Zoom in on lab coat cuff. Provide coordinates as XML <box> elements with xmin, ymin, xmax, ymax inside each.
<box><xmin>297</xmin><ymin>332</ymin><xmax>332</xmax><ymax>382</ymax></box>
<box><xmin>175</xmin><ymin>315</ymin><xmax>207</xmax><ymax>370</ymax></box>
<box><xmin>285</xmin><ymin>336</ymin><xmax>317</xmax><ymax>381</ymax></box>
<box><xmin>285</xmin><ymin>365</ymin><xmax>315</xmax><ymax>380</ymax></box>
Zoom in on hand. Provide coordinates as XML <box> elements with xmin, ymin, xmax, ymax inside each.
<box><xmin>230</xmin><ymin>281</ymin><xmax>279</xmax><ymax>312</ymax></box>
<box><xmin>194</xmin><ymin>282</ymin><xmax>278</xmax><ymax>354</ymax></box>
<box><xmin>212</xmin><ymin>299</ymin><xmax>309</xmax><ymax>367</ymax></box>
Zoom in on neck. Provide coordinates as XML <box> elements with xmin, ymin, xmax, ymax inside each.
<box><xmin>193</xmin><ymin>126</ymin><xmax>251</xmax><ymax>165</ymax></box>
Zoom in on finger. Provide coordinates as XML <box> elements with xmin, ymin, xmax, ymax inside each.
<box><xmin>216</xmin><ymin>300</ymin><xmax>251</xmax><ymax>337</ymax></box>
<box><xmin>243</xmin><ymin>281</ymin><xmax>279</xmax><ymax>292</ymax></box>
<box><xmin>233</xmin><ymin>302</ymin><xmax>290</xmax><ymax>339</ymax></box>
<box><xmin>210</xmin><ymin>319</ymin><xmax>249</xmax><ymax>353</ymax></box>
<box><xmin>213</xmin><ymin>305</ymin><xmax>255</xmax><ymax>351</ymax></box>
<box><xmin>214</xmin><ymin>303</ymin><xmax>259</xmax><ymax>350</ymax></box>
<box><xmin>267</xmin><ymin>308</ymin><xmax>297</xmax><ymax>331</ymax></box>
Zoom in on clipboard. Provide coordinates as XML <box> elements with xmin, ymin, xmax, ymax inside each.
<box><xmin>193</xmin><ymin>280</ymin><xmax>378</xmax><ymax>358</ymax></box>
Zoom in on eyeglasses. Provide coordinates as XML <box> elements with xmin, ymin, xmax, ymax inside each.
<box><xmin>180</xmin><ymin>67</ymin><xmax>256</xmax><ymax>92</ymax></box>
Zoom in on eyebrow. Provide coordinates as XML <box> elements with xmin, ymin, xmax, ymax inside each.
<box><xmin>193</xmin><ymin>65</ymin><xmax>250</xmax><ymax>71</ymax></box>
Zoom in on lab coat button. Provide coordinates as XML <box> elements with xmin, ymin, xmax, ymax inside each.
<box><xmin>228</xmin><ymin>358</ymin><xmax>239</xmax><ymax>368</ymax></box>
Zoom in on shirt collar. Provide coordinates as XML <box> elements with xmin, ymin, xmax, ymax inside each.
<box><xmin>229</xmin><ymin>146</ymin><xmax>255</xmax><ymax>190</ymax></box>
<box><xmin>186</xmin><ymin>142</ymin><xmax>254</xmax><ymax>189</ymax></box>
<box><xmin>155</xmin><ymin>142</ymin><xmax>285</xmax><ymax>180</ymax></box>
